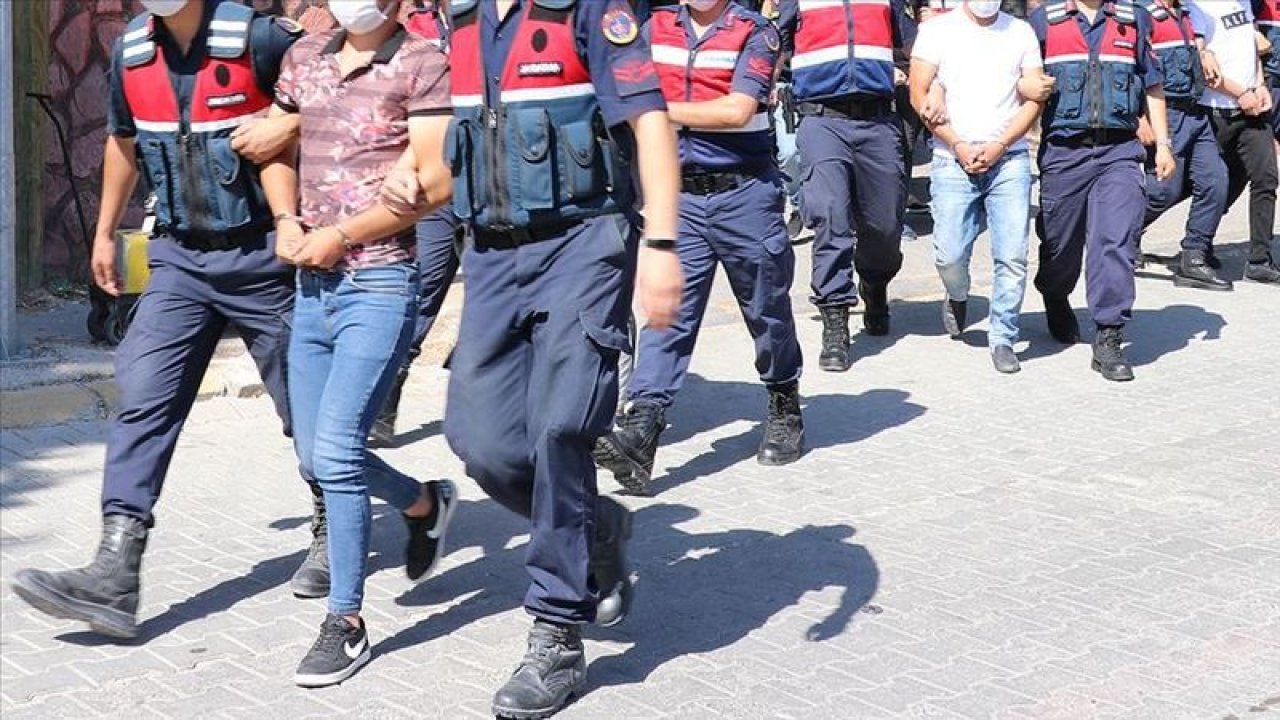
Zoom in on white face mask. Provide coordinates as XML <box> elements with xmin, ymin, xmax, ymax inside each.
<box><xmin>968</xmin><ymin>0</ymin><xmax>1001</xmax><ymax>18</ymax></box>
<box><xmin>140</xmin><ymin>0</ymin><xmax>189</xmax><ymax>17</ymax></box>
<box><xmin>330</xmin><ymin>0</ymin><xmax>392</xmax><ymax>35</ymax></box>
<box><xmin>687</xmin><ymin>0</ymin><xmax>721</xmax><ymax>12</ymax></box>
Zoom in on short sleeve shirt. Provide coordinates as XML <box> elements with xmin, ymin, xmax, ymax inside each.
<box><xmin>1187</xmin><ymin>0</ymin><xmax>1259</xmax><ymax>107</ymax></box>
<box><xmin>275</xmin><ymin>27</ymin><xmax>451</xmax><ymax>270</ymax></box>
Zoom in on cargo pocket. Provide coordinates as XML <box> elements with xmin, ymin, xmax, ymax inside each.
<box><xmin>445</xmin><ymin>118</ymin><xmax>475</xmax><ymax>220</ymax></box>
<box><xmin>1111</xmin><ymin>70</ymin><xmax>1137</xmax><ymax>116</ymax></box>
<box><xmin>1165</xmin><ymin>47</ymin><xmax>1194</xmax><ymax>96</ymax></box>
<box><xmin>558</xmin><ymin>120</ymin><xmax>607</xmax><ymax>203</ymax></box>
<box><xmin>1055</xmin><ymin>66</ymin><xmax>1086</xmax><ymax>120</ymax></box>
<box><xmin>143</xmin><ymin>140</ymin><xmax>176</xmax><ymax>226</ymax></box>
<box><xmin>208</xmin><ymin>137</ymin><xmax>253</xmax><ymax>228</ymax></box>
<box><xmin>511</xmin><ymin>107</ymin><xmax>556</xmax><ymax>211</ymax></box>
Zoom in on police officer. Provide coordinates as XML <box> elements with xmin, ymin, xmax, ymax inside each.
<box><xmin>778</xmin><ymin>0</ymin><xmax>915</xmax><ymax>372</ymax></box>
<box><xmin>593</xmin><ymin>0</ymin><xmax>804</xmax><ymax>497</ymax></box>
<box><xmin>369</xmin><ymin>0</ymin><xmax>463</xmax><ymax>446</ymax></box>
<box><xmin>1029</xmin><ymin>0</ymin><xmax>1175</xmax><ymax>382</ymax></box>
<box><xmin>1139</xmin><ymin>0</ymin><xmax>1231</xmax><ymax>291</ymax></box>
<box><xmin>12</xmin><ymin>0</ymin><xmax>311</xmax><ymax>637</ymax></box>
<box><xmin>440</xmin><ymin>0</ymin><xmax>682</xmax><ymax>716</ymax></box>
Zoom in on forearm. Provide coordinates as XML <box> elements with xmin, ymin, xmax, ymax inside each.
<box><xmin>1144</xmin><ymin>87</ymin><xmax>1170</xmax><ymax>140</ymax></box>
<box><xmin>259</xmin><ymin>149</ymin><xmax>300</xmax><ymax>219</ymax></box>
<box><xmin>631</xmin><ymin>110</ymin><xmax>680</xmax><ymax>240</ymax></box>
<box><xmin>666</xmin><ymin>97</ymin><xmax>755</xmax><ymax>130</ymax></box>
<box><xmin>337</xmin><ymin>203</ymin><xmax>420</xmax><ymax>245</ymax></box>
<box><xmin>95</xmin><ymin>137</ymin><xmax>139</xmax><ymax>241</ymax></box>
<box><xmin>998</xmin><ymin>102</ymin><xmax>1043</xmax><ymax>148</ymax></box>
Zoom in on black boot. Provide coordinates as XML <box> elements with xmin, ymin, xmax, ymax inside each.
<box><xmin>368</xmin><ymin>368</ymin><xmax>409</xmax><ymax>448</ymax></box>
<box><xmin>1174</xmin><ymin>250</ymin><xmax>1233</xmax><ymax>291</ymax></box>
<box><xmin>1044</xmin><ymin>295</ymin><xmax>1080</xmax><ymax>344</ymax></box>
<box><xmin>859</xmin><ymin>280</ymin><xmax>890</xmax><ymax>336</ymax></box>
<box><xmin>818</xmin><ymin>305</ymin><xmax>850</xmax><ymax>372</ymax></box>
<box><xmin>942</xmin><ymin>298</ymin><xmax>967</xmax><ymax>340</ymax></box>
<box><xmin>13</xmin><ymin>515</ymin><xmax>148</xmax><ymax>638</ymax></box>
<box><xmin>492</xmin><ymin>620</ymin><xmax>587</xmax><ymax>720</ymax></box>
<box><xmin>758</xmin><ymin>382</ymin><xmax>804</xmax><ymax>466</ymax></box>
<box><xmin>290</xmin><ymin>485</ymin><xmax>330</xmax><ymax>598</ymax></box>
<box><xmin>593</xmin><ymin>401</ymin><xmax>665</xmax><ymax>495</ymax></box>
<box><xmin>1091</xmin><ymin>325</ymin><xmax>1135</xmax><ymax>382</ymax></box>
<box><xmin>1245</xmin><ymin>260</ymin><xmax>1280</xmax><ymax>285</ymax></box>
<box><xmin>590</xmin><ymin>496</ymin><xmax>633</xmax><ymax>627</ymax></box>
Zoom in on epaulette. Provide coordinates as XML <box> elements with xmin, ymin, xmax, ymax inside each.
<box><xmin>1138</xmin><ymin>0</ymin><xmax>1169</xmax><ymax>22</ymax></box>
<box><xmin>1110</xmin><ymin>0</ymin><xmax>1137</xmax><ymax>25</ymax></box>
<box><xmin>451</xmin><ymin>0</ymin><xmax>479</xmax><ymax>17</ymax></box>
<box><xmin>121</xmin><ymin>13</ymin><xmax>156</xmax><ymax>68</ymax></box>
<box><xmin>532</xmin><ymin>0</ymin><xmax>576</xmax><ymax>9</ymax></box>
<box><xmin>207</xmin><ymin>0</ymin><xmax>253</xmax><ymax>59</ymax></box>
<box><xmin>1044</xmin><ymin>0</ymin><xmax>1075</xmax><ymax>24</ymax></box>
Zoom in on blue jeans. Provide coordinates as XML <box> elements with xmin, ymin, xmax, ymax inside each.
<box><xmin>930</xmin><ymin>151</ymin><xmax>1032</xmax><ymax>347</ymax></box>
<box><xmin>289</xmin><ymin>263</ymin><xmax>423</xmax><ymax>616</ymax></box>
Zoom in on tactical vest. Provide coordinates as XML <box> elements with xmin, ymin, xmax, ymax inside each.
<box><xmin>447</xmin><ymin>0</ymin><xmax>623</xmax><ymax>231</ymax></box>
<box><xmin>121</xmin><ymin>1</ymin><xmax>273</xmax><ymax>236</ymax></box>
<box><xmin>1257</xmin><ymin>0</ymin><xmax>1280</xmax><ymax>80</ymax></box>
<box><xmin>1140</xmin><ymin>0</ymin><xmax>1204</xmax><ymax>100</ymax></box>
<box><xmin>1042</xmin><ymin>1</ymin><xmax>1143</xmax><ymax>133</ymax></box>
<box><xmin>649</xmin><ymin>6</ymin><xmax>773</xmax><ymax>171</ymax></box>
<box><xmin>406</xmin><ymin>3</ymin><xmax>448</xmax><ymax>50</ymax></box>
<box><xmin>790</xmin><ymin>0</ymin><xmax>896</xmax><ymax>102</ymax></box>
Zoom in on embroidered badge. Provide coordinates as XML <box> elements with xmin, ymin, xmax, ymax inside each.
<box><xmin>763</xmin><ymin>27</ymin><xmax>780</xmax><ymax>53</ymax></box>
<box><xmin>603</xmin><ymin>6</ymin><xmax>639</xmax><ymax>45</ymax></box>
<box><xmin>518</xmin><ymin>61</ymin><xmax>565</xmax><ymax>77</ymax></box>
<box><xmin>208</xmin><ymin>93</ymin><xmax>248</xmax><ymax>108</ymax></box>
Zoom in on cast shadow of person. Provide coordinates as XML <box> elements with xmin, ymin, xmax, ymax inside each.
<box><xmin>586</xmin><ymin>504</ymin><xmax>879</xmax><ymax>691</ymax></box>
<box><xmin>1018</xmin><ymin>303</ymin><xmax>1225</xmax><ymax>366</ymax></box>
<box><xmin>642</xmin><ymin>376</ymin><xmax>926</xmax><ymax>495</ymax></box>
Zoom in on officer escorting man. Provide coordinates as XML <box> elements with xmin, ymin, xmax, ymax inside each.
<box><xmin>1028</xmin><ymin>0</ymin><xmax>1175</xmax><ymax>382</ymax></box>
<box><xmin>439</xmin><ymin>0</ymin><xmax>682</xmax><ymax>716</ymax></box>
<box><xmin>592</xmin><ymin>0</ymin><xmax>805</xmax><ymax>497</ymax></box>
<box><xmin>11</xmin><ymin>0</ymin><xmax>315</xmax><ymax>636</ymax></box>
<box><xmin>1139</xmin><ymin>0</ymin><xmax>1232</xmax><ymax>290</ymax></box>
<box><xmin>777</xmin><ymin>0</ymin><xmax>915</xmax><ymax>373</ymax></box>
<box><xmin>369</xmin><ymin>0</ymin><xmax>463</xmax><ymax>447</ymax></box>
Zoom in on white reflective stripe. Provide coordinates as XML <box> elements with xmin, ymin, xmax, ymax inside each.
<box><xmin>134</xmin><ymin>119</ymin><xmax>181</xmax><ymax>132</ymax></box>
<box><xmin>1045</xmin><ymin>53</ymin><xmax>1090</xmax><ymax>64</ymax></box>
<box><xmin>123</xmin><ymin>42</ymin><xmax>155</xmax><ymax>60</ymax></box>
<box><xmin>499</xmin><ymin>83</ymin><xmax>595</xmax><ymax>103</ymax></box>
<box><xmin>209</xmin><ymin>19</ymin><xmax>249</xmax><ymax>32</ymax></box>
<box><xmin>451</xmin><ymin>94</ymin><xmax>484</xmax><ymax>107</ymax></box>
<box><xmin>1098</xmin><ymin>54</ymin><xmax>1136</xmax><ymax>65</ymax></box>
<box><xmin>791</xmin><ymin>43</ymin><xmax>891</xmax><ymax>69</ymax></box>
<box><xmin>694</xmin><ymin>50</ymin><xmax>740</xmax><ymax>71</ymax></box>
<box><xmin>209</xmin><ymin>36</ymin><xmax>246</xmax><ymax>49</ymax></box>
<box><xmin>123</xmin><ymin>27</ymin><xmax>150</xmax><ymax>43</ymax></box>
<box><xmin>189</xmin><ymin>111</ymin><xmax>267</xmax><ymax>134</ymax></box>
<box><xmin>1152</xmin><ymin>39</ymin><xmax>1190</xmax><ymax>50</ymax></box>
<box><xmin>426</xmin><ymin>38</ymin><xmax>443</xmax><ymax>48</ymax></box>
<box><xmin>799</xmin><ymin>0</ymin><xmax>887</xmax><ymax>7</ymax></box>
<box><xmin>694</xmin><ymin>111</ymin><xmax>770</xmax><ymax>134</ymax></box>
<box><xmin>652</xmin><ymin>44</ymin><xmax>689</xmax><ymax>67</ymax></box>
<box><xmin>1258</xmin><ymin>20</ymin><xmax>1280</xmax><ymax>26</ymax></box>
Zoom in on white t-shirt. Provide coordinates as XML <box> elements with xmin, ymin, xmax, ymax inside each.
<box><xmin>1187</xmin><ymin>0</ymin><xmax>1259</xmax><ymax>109</ymax></box>
<box><xmin>911</xmin><ymin>10</ymin><xmax>1042</xmax><ymax>159</ymax></box>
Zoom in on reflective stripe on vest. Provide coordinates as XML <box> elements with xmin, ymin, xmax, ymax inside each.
<box><xmin>1142</xmin><ymin>0</ymin><xmax>1204</xmax><ymax>99</ymax></box>
<box><xmin>791</xmin><ymin>0</ymin><xmax>895</xmax><ymax>102</ymax></box>
<box><xmin>1042</xmin><ymin>2</ymin><xmax>1143</xmax><ymax>132</ymax></box>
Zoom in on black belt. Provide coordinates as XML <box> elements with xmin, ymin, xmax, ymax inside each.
<box><xmin>681</xmin><ymin>170</ymin><xmax>763</xmax><ymax>195</ymax></box>
<box><xmin>471</xmin><ymin>217</ymin><xmax>583</xmax><ymax>250</ymax></box>
<box><xmin>164</xmin><ymin>225</ymin><xmax>268</xmax><ymax>251</ymax></box>
<box><xmin>1166</xmin><ymin>97</ymin><xmax>1202</xmax><ymax>113</ymax></box>
<box><xmin>797</xmin><ymin>96</ymin><xmax>894</xmax><ymax>121</ymax></box>
<box><xmin>1051</xmin><ymin>129</ymin><xmax>1136</xmax><ymax>148</ymax></box>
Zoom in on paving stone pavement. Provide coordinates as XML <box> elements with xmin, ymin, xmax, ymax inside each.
<box><xmin>2</xmin><ymin>200</ymin><xmax>1278</xmax><ymax>719</ymax></box>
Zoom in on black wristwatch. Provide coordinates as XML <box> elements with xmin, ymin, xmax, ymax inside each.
<box><xmin>645</xmin><ymin>237</ymin><xmax>677</xmax><ymax>251</ymax></box>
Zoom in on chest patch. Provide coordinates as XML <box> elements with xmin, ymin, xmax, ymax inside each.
<box><xmin>518</xmin><ymin>61</ymin><xmax>565</xmax><ymax>78</ymax></box>
<box><xmin>1221</xmin><ymin>10</ymin><xmax>1250</xmax><ymax>29</ymax></box>
<box><xmin>1113</xmin><ymin>39</ymin><xmax>1135</xmax><ymax>49</ymax></box>
<box><xmin>207</xmin><ymin>92</ymin><xmax>248</xmax><ymax>108</ymax></box>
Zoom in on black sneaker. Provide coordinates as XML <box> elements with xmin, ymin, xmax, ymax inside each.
<box><xmin>294</xmin><ymin>614</ymin><xmax>370</xmax><ymax>688</ymax></box>
<box><xmin>492</xmin><ymin>620</ymin><xmax>586</xmax><ymax>720</ymax></box>
<box><xmin>1245</xmin><ymin>261</ymin><xmax>1280</xmax><ymax>285</ymax></box>
<box><xmin>404</xmin><ymin>479</ymin><xmax>457</xmax><ymax>582</ymax></box>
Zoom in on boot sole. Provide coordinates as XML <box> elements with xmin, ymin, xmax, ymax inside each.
<box><xmin>1091</xmin><ymin>359</ymin><xmax>1135</xmax><ymax>382</ymax></box>
<box><xmin>12</xmin><ymin>573</ymin><xmax>138</xmax><ymax>638</ymax></box>
<box><xmin>597</xmin><ymin>436</ymin><xmax>653</xmax><ymax>496</ymax></box>
<box><xmin>493</xmin><ymin>676</ymin><xmax>587</xmax><ymax>720</ymax></box>
<box><xmin>1173</xmin><ymin>275</ymin><xmax>1233</xmax><ymax>291</ymax></box>
<box><xmin>757</xmin><ymin>432</ymin><xmax>805</xmax><ymax>466</ymax></box>
<box><xmin>818</xmin><ymin>355</ymin><xmax>850</xmax><ymax>372</ymax></box>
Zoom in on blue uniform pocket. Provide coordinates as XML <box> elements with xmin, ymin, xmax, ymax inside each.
<box><xmin>1051</xmin><ymin>65</ymin><xmax>1086</xmax><ymax>121</ymax></box>
<box><xmin>446</xmin><ymin>117</ymin><xmax>476</xmax><ymax>221</ymax></box>
<box><xmin>558</xmin><ymin>120</ymin><xmax>608</xmax><ymax>203</ymax></box>
<box><xmin>207</xmin><ymin>136</ymin><xmax>254</xmax><ymax>229</ymax></box>
<box><xmin>511</xmin><ymin>107</ymin><xmax>556</xmax><ymax>211</ymax></box>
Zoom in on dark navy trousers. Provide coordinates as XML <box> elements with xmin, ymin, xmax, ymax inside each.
<box><xmin>1035</xmin><ymin>138</ymin><xmax>1146</xmax><ymax>328</ymax></box>
<box><xmin>796</xmin><ymin>112</ymin><xmax>905</xmax><ymax>307</ymax></box>
<box><xmin>628</xmin><ymin>173</ymin><xmax>802</xmax><ymax>408</ymax></box>
<box><xmin>102</xmin><ymin>232</ymin><xmax>295</xmax><ymax>526</ymax></box>
<box><xmin>403</xmin><ymin>209</ymin><xmax>461</xmax><ymax>369</ymax></box>
<box><xmin>1143</xmin><ymin>106</ymin><xmax>1228</xmax><ymax>252</ymax></box>
<box><xmin>444</xmin><ymin>214</ymin><xmax>634</xmax><ymax>625</ymax></box>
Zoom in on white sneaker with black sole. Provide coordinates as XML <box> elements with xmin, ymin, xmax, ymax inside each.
<box><xmin>294</xmin><ymin>613</ymin><xmax>370</xmax><ymax>688</ymax></box>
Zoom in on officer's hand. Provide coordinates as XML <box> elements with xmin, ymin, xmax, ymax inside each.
<box><xmin>275</xmin><ymin>220</ymin><xmax>307</xmax><ymax>265</ymax></box>
<box><xmin>1018</xmin><ymin>71</ymin><xmax>1055</xmax><ymax>103</ymax></box>
<box><xmin>1154</xmin><ymin>145</ymin><xmax>1177</xmax><ymax>182</ymax></box>
<box><xmin>380</xmin><ymin>167</ymin><xmax>425</xmax><ymax>216</ymax></box>
<box><xmin>230</xmin><ymin>117</ymin><xmax>296</xmax><ymax>165</ymax></box>
<box><xmin>1238</xmin><ymin>88</ymin><xmax>1264</xmax><ymax>116</ymax></box>
<box><xmin>637</xmin><ymin>245</ymin><xmax>683</xmax><ymax>331</ymax></box>
<box><xmin>91</xmin><ymin>234</ymin><xmax>121</xmax><ymax>296</ymax></box>
<box><xmin>922</xmin><ymin>83</ymin><xmax>949</xmax><ymax>125</ymax></box>
<box><xmin>1200</xmin><ymin>51</ymin><xmax>1222</xmax><ymax>88</ymax></box>
<box><xmin>293</xmin><ymin>227</ymin><xmax>348</xmax><ymax>270</ymax></box>
<box><xmin>1136</xmin><ymin>116</ymin><xmax>1156</xmax><ymax>146</ymax></box>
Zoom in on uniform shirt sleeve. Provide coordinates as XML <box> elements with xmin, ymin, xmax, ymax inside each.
<box><xmin>777</xmin><ymin>0</ymin><xmax>797</xmax><ymax>55</ymax></box>
<box><xmin>250</xmin><ymin>15</ymin><xmax>302</xmax><ymax>96</ymax></box>
<box><xmin>1028</xmin><ymin>8</ymin><xmax>1049</xmax><ymax>52</ymax></box>
<box><xmin>893</xmin><ymin>0</ymin><xmax>917</xmax><ymax>50</ymax></box>
<box><xmin>1134</xmin><ymin>9</ymin><xmax>1165</xmax><ymax>89</ymax></box>
<box><xmin>274</xmin><ymin>42</ymin><xmax>303</xmax><ymax>113</ymax></box>
<box><xmin>577</xmin><ymin>0</ymin><xmax>667</xmax><ymax>128</ymax></box>
<box><xmin>731</xmin><ymin>20</ymin><xmax>780</xmax><ymax>103</ymax></box>
<box><xmin>407</xmin><ymin>46</ymin><xmax>452</xmax><ymax>117</ymax></box>
<box><xmin>107</xmin><ymin>38</ymin><xmax>136</xmax><ymax>138</ymax></box>
<box><xmin>1186</xmin><ymin>0</ymin><xmax>1210</xmax><ymax>38</ymax></box>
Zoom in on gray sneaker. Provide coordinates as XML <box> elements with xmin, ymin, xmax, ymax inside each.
<box><xmin>991</xmin><ymin>345</ymin><xmax>1021</xmax><ymax>374</ymax></box>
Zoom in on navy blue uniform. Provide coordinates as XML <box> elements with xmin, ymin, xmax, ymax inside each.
<box><xmin>103</xmin><ymin>0</ymin><xmax>300</xmax><ymax>525</ymax></box>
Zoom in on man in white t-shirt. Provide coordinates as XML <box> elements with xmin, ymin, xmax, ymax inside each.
<box><xmin>910</xmin><ymin>0</ymin><xmax>1045</xmax><ymax>374</ymax></box>
<box><xmin>1188</xmin><ymin>0</ymin><xmax>1279</xmax><ymax>283</ymax></box>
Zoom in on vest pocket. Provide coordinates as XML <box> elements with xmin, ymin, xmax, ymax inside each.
<box><xmin>207</xmin><ymin>137</ymin><xmax>254</xmax><ymax>228</ymax></box>
<box><xmin>1050</xmin><ymin>65</ymin><xmax>1086</xmax><ymax>120</ymax></box>
<box><xmin>446</xmin><ymin>117</ymin><xmax>475</xmax><ymax>220</ymax></box>
<box><xmin>143</xmin><ymin>139</ymin><xmax>177</xmax><ymax>228</ymax></box>
<box><xmin>511</xmin><ymin>107</ymin><xmax>556</xmax><ymax>211</ymax></box>
<box><xmin>1163</xmin><ymin>47</ymin><xmax>1194</xmax><ymax>95</ymax></box>
<box><xmin>1110</xmin><ymin>67</ymin><xmax>1139</xmax><ymax>117</ymax></box>
<box><xmin>558</xmin><ymin>120</ymin><xmax>607</xmax><ymax>203</ymax></box>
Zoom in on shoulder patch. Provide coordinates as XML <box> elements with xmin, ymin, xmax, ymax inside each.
<box><xmin>763</xmin><ymin>25</ymin><xmax>780</xmax><ymax>53</ymax></box>
<box><xmin>275</xmin><ymin>16</ymin><xmax>304</xmax><ymax>35</ymax></box>
<box><xmin>603</xmin><ymin>5</ymin><xmax>639</xmax><ymax>45</ymax></box>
